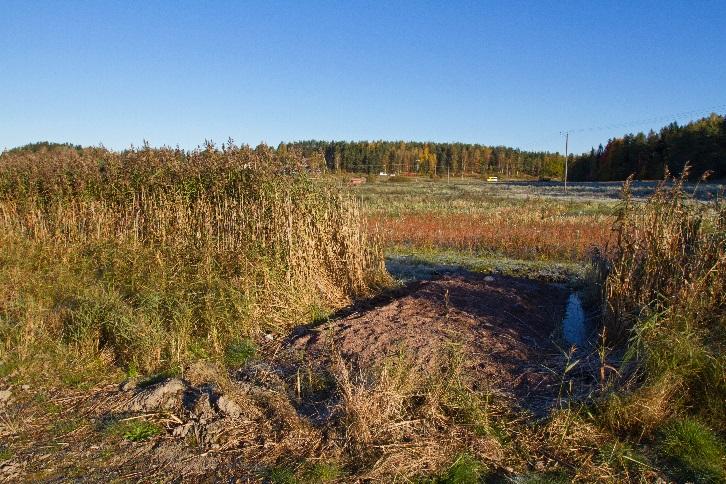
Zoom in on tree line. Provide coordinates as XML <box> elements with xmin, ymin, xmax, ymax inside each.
<box><xmin>3</xmin><ymin>141</ymin><xmax>565</xmax><ymax>179</ymax></box>
<box><xmin>7</xmin><ymin>113</ymin><xmax>723</xmax><ymax>182</ymax></box>
<box><xmin>281</xmin><ymin>141</ymin><xmax>565</xmax><ymax>178</ymax></box>
<box><xmin>569</xmin><ymin>113</ymin><xmax>726</xmax><ymax>181</ymax></box>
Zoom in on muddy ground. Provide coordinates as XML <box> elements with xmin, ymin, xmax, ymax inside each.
<box><xmin>1</xmin><ymin>274</ymin><xmax>600</xmax><ymax>481</ymax></box>
<box><xmin>290</xmin><ymin>274</ymin><xmax>578</xmax><ymax>413</ymax></box>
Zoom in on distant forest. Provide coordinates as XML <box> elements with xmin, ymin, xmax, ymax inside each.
<box><xmin>282</xmin><ymin>141</ymin><xmax>565</xmax><ymax>178</ymax></box>
<box><xmin>285</xmin><ymin>113</ymin><xmax>726</xmax><ymax>180</ymax></box>
<box><xmin>570</xmin><ymin>113</ymin><xmax>725</xmax><ymax>181</ymax></box>
<box><xmin>4</xmin><ymin>114</ymin><xmax>724</xmax><ymax>181</ymax></box>
<box><xmin>3</xmin><ymin>141</ymin><xmax>83</xmax><ymax>154</ymax></box>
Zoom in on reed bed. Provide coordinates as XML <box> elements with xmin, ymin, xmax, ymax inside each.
<box><xmin>602</xmin><ymin>172</ymin><xmax>725</xmax><ymax>342</ymax></box>
<box><xmin>595</xmin><ymin>169</ymin><xmax>725</xmax><ymax>480</ymax></box>
<box><xmin>0</xmin><ymin>144</ymin><xmax>389</xmax><ymax>375</ymax></box>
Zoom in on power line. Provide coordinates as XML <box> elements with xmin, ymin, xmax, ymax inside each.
<box><xmin>560</xmin><ymin>103</ymin><xmax>726</xmax><ymax>135</ymax></box>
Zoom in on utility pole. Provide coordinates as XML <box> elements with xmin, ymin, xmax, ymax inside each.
<box><xmin>563</xmin><ymin>132</ymin><xmax>569</xmax><ymax>194</ymax></box>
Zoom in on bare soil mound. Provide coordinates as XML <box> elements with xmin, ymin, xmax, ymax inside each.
<box><xmin>290</xmin><ymin>274</ymin><xmax>572</xmax><ymax>410</ymax></box>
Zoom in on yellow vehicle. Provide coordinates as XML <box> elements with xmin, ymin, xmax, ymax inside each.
<box><xmin>486</xmin><ymin>176</ymin><xmax>499</xmax><ymax>183</ymax></box>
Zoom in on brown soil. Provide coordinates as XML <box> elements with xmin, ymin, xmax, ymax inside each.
<box><xmin>290</xmin><ymin>274</ymin><xmax>572</xmax><ymax>411</ymax></box>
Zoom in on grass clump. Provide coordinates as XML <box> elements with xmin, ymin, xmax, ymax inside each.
<box><xmin>0</xmin><ymin>446</ymin><xmax>13</xmax><ymax>461</ymax></box>
<box><xmin>51</xmin><ymin>417</ymin><xmax>85</xmax><ymax>437</ymax></box>
<box><xmin>106</xmin><ymin>419</ymin><xmax>162</xmax><ymax>442</ymax></box>
<box><xmin>224</xmin><ymin>338</ymin><xmax>257</xmax><ymax>367</ymax></box>
<box><xmin>658</xmin><ymin>418</ymin><xmax>726</xmax><ymax>483</ymax></box>
<box><xmin>435</xmin><ymin>453</ymin><xmax>485</xmax><ymax>483</ymax></box>
<box><xmin>264</xmin><ymin>466</ymin><xmax>298</xmax><ymax>483</ymax></box>
<box><xmin>302</xmin><ymin>461</ymin><xmax>343</xmax><ymax>482</ymax></box>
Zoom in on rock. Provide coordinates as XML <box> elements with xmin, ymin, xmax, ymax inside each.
<box><xmin>120</xmin><ymin>379</ymin><xmax>138</xmax><ymax>392</ymax></box>
<box><xmin>20</xmin><ymin>385</ymin><xmax>30</xmax><ymax>391</ymax></box>
<box><xmin>0</xmin><ymin>389</ymin><xmax>12</xmax><ymax>406</ymax></box>
<box><xmin>484</xmin><ymin>276</ymin><xmax>495</xmax><ymax>282</ymax></box>
<box><xmin>264</xmin><ymin>333</ymin><xmax>274</xmax><ymax>341</ymax></box>
<box><xmin>172</xmin><ymin>422</ymin><xmax>193</xmax><ymax>438</ymax></box>
<box><xmin>215</xmin><ymin>395</ymin><xmax>242</xmax><ymax>418</ymax></box>
<box><xmin>200</xmin><ymin>419</ymin><xmax>232</xmax><ymax>446</ymax></box>
<box><xmin>0</xmin><ymin>461</ymin><xmax>22</xmax><ymax>480</ymax></box>
<box><xmin>191</xmin><ymin>392</ymin><xmax>214</xmax><ymax>420</ymax></box>
<box><xmin>127</xmin><ymin>378</ymin><xmax>187</xmax><ymax>412</ymax></box>
<box><xmin>237</xmin><ymin>362</ymin><xmax>287</xmax><ymax>393</ymax></box>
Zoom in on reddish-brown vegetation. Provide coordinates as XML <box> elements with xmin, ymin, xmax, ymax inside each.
<box><xmin>370</xmin><ymin>212</ymin><xmax>612</xmax><ymax>261</ymax></box>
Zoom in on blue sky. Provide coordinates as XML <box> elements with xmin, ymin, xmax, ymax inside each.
<box><xmin>1</xmin><ymin>1</ymin><xmax>725</xmax><ymax>154</ymax></box>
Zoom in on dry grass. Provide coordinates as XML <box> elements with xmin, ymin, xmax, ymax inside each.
<box><xmin>602</xmin><ymin>171</ymin><xmax>725</xmax><ymax>341</ymax></box>
<box><xmin>578</xmin><ymin>168</ymin><xmax>726</xmax><ymax>481</ymax></box>
<box><xmin>0</xmin><ymin>143</ymin><xmax>390</xmax><ymax>377</ymax></box>
<box><xmin>595</xmin><ymin>169</ymin><xmax>725</xmax><ymax>433</ymax></box>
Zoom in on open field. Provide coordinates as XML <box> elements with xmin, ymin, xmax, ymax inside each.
<box><xmin>354</xmin><ymin>176</ymin><xmax>724</xmax><ymax>204</ymax></box>
<box><xmin>1</xmin><ymin>151</ymin><xmax>724</xmax><ymax>482</ymax></box>
<box><xmin>353</xmin><ymin>177</ymin><xmax>616</xmax><ymax>264</ymax></box>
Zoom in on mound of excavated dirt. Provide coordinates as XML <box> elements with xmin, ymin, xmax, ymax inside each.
<box><xmin>290</xmin><ymin>274</ymin><xmax>574</xmax><ymax>410</ymax></box>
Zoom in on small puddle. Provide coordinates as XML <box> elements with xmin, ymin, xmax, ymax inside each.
<box><xmin>562</xmin><ymin>293</ymin><xmax>586</xmax><ymax>346</ymax></box>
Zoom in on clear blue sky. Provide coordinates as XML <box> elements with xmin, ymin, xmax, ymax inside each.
<box><xmin>2</xmin><ymin>1</ymin><xmax>725</xmax><ymax>154</ymax></box>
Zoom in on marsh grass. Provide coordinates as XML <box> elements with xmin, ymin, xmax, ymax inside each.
<box><xmin>371</xmin><ymin>212</ymin><xmax>609</xmax><ymax>261</ymax></box>
<box><xmin>594</xmin><ymin>169</ymin><xmax>725</xmax><ymax>436</ymax></box>
<box><xmin>386</xmin><ymin>175</ymin><xmax>415</xmax><ymax>183</ymax></box>
<box><xmin>0</xmin><ymin>144</ymin><xmax>390</xmax><ymax>379</ymax></box>
<box><xmin>658</xmin><ymin>418</ymin><xmax>726</xmax><ymax>483</ymax></box>
<box><xmin>358</xmin><ymin>178</ymin><xmax>614</xmax><ymax>262</ymax></box>
<box><xmin>602</xmin><ymin>170</ymin><xmax>724</xmax><ymax>342</ymax></box>
<box><xmin>587</xmin><ymin>168</ymin><xmax>726</xmax><ymax>481</ymax></box>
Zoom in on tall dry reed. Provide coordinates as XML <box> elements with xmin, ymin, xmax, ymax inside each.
<box><xmin>0</xmin><ymin>143</ymin><xmax>389</xmax><ymax>373</ymax></box>
<box><xmin>597</xmin><ymin>168</ymin><xmax>725</xmax><ymax>432</ymax></box>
